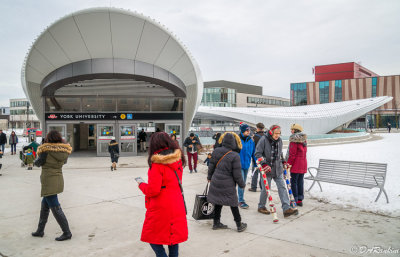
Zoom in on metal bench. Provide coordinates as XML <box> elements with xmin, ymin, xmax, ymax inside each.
<box><xmin>305</xmin><ymin>159</ymin><xmax>389</xmax><ymax>203</ymax></box>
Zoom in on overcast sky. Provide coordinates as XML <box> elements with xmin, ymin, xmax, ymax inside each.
<box><xmin>1</xmin><ymin>0</ymin><xmax>399</xmax><ymax>106</ymax></box>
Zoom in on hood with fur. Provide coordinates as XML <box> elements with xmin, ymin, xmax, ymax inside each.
<box><xmin>37</xmin><ymin>143</ymin><xmax>72</xmax><ymax>155</ymax></box>
<box><xmin>289</xmin><ymin>132</ymin><xmax>307</xmax><ymax>143</ymax></box>
<box><xmin>151</xmin><ymin>149</ymin><xmax>182</xmax><ymax>164</ymax></box>
<box><xmin>218</xmin><ymin>132</ymin><xmax>242</xmax><ymax>150</ymax></box>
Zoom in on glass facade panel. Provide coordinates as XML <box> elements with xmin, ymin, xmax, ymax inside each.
<box><xmin>151</xmin><ymin>98</ymin><xmax>183</xmax><ymax>112</ymax></box>
<box><xmin>246</xmin><ymin>96</ymin><xmax>289</xmax><ymax>106</ymax></box>
<box><xmin>334</xmin><ymin>80</ymin><xmax>342</xmax><ymax>102</ymax></box>
<box><xmin>319</xmin><ymin>81</ymin><xmax>329</xmax><ymax>104</ymax></box>
<box><xmin>201</xmin><ymin>88</ymin><xmax>236</xmax><ymax>107</ymax></box>
<box><xmin>290</xmin><ymin>83</ymin><xmax>307</xmax><ymax>106</ymax></box>
<box><xmin>372</xmin><ymin>77</ymin><xmax>377</xmax><ymax>97</ymax></box>
<box><xmin>98</xmin><ymin>97</ymin><xmax>116</xmax><ymax>112</ymax></box>
<box><xmin>46</xmin><ymin>97</ymin><xmax>81</xmax><ymax>112</ymax></box>
<box><xmin>10</xmin><ymin>101</ymin><xmax>28</xmax><ymax>107</ymax></box>
<box><xmin>117</xmin><ymin>97</ymin><xmax>150</xmax><ymax>112</ymax></box>
<box><xmin>82</xmin><ymin>97</ymin><xmax>98</xmax><ymax>111</ymax></box>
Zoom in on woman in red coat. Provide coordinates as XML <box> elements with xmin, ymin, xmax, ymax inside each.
<box><xmin>287</xmin><ymin>124</ymin><xmax>307</xmax><ymax>207</ymax></box>
<box><xmin>137</xmin><ymin>132</ymin><xmax>188</xmax><ymax>257</ymax></box>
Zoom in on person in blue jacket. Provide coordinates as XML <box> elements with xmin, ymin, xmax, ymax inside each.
<box><xmin>237</xmin><ymin>123</ymin><xmax>256</xmax><ymax>209</ymax></box>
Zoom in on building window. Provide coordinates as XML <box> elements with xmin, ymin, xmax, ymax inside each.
<box><xmin>201</xmin><ymin>88</ymin><xmax>237</xmax><ymax>107</ymax></box>
<box><xmin>319</xmin><ymin>81</ymin><xmax>329</xmax><ymax>104</ymax></box>
<box><xmin>290</xmin><ymin>83</ymin><xmax>307</xmax><ymax>106</ymax></box>
<box><xmin>372</xmin><ymin>77</ymin><xmax>377</xmax><ymax>97</ymax></box>
<box><xmin>334</xmin><ymin>80</ymin><xmax>342</xmax><ymax>102</ymax></box>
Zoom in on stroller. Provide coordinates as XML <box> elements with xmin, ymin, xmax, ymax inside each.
<box><xmin>20</xmin><ymin>141</ymin><xmax>40</xmax><ymax>167</ymax></box>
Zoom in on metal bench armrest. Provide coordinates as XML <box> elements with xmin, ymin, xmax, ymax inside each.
<box><xmin>373</xmin><ymin>175</ymin><xmax>389</xmax><ymax>203</ymax></box>
<box><xmin>306</xmin><ymin>167</ymin><xmax>322</xmax><ymax>192</ymax></box>
<box><xmin>306</xmin><ymin>167</ymin><xmax>319</xmax><ymax>179</ymax></box>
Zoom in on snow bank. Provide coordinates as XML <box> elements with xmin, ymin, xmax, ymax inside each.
<box><xmin>305</xmin><ymin>133</ymin><xmax>400</xmax><ymax>217</ymax></box>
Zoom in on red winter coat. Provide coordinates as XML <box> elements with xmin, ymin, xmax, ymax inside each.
<box><xmin>139</xmin><ymin>149</ymin><xmax>188</xmax><ymax>245</ymax></box>
<box><xmin>287</xmin><ymin>133</ymin><xmax>308</xmax><ymax>174</ymax></box>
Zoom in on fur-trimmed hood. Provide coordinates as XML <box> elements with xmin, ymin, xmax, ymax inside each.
<box><xmin>37</xmin><ymin>143</ymin><xmax>72</xmax><ymax>155</ymax></box>
<box><xmin>218</xmin><ymin>132</ymin><xmax>242</xmax><ymax>150</ymax></box>
<box><xmin>151</xmin><ymin>149</ymin><xmax>182</xmax><ymax>164</ymax></box>
<box><xmin>289</xmin><ymin>132</ymin><xmax>307</xmax><ymax>143</ymax></box>
<box><xmin>109</xmin><ymin>142</ymin><xmax>118</xmax><ymax>146</ymax></box>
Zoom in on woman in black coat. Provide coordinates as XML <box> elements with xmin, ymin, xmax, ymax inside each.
<box><xmin>108</xmin><ymin>140</ymin><xmax>119</xmax><ymax>171</ymax></box>
<box><xmin>207</xmin><ymin>132</ymin><xmax>247</xmax><ymax>232</ymax></box>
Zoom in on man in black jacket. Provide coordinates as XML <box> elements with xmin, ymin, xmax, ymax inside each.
<box><xmin>0</xmin><ymin>129</ymin><xmax>7</xmax><ymax>154</ymax></box>
<box><xmin>138</xmin><ymin>129</ymin><xmax>147</xmax><ymax>152</ymax></box>
<box><xmin>183</xmin><ymin>133</ymin><xmax>200</xmax><ymax>173</ymax></box>
<box><xmin>249</xmin><ymin>123</ymin><xmax>265</xmax><ymax>193</ymax></box>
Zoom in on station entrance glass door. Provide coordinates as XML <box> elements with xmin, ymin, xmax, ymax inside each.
<box><xmin>119</xmin><ymin>124</ymin><xmax>137</xmax><ymax>156</ymax></box>
<box><xmin>97</xmin><ymin>124</ymin><xmax>115</xmax><ymax>157</ymax></box>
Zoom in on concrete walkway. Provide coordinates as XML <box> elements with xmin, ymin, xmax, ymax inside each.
<box><xmin>0</xmin><ymin>154</ymin><xmax>399</xmax><ymax>257</ymax></box>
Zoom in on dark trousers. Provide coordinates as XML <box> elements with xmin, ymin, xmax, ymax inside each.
<box><xmin>213</xmin><ymin>204</ymin><xmax>241</xmax><ymax>223</ymax></box>
<box><xmin>250</xmin><ymin>167</ymin><xmax>263</xmax><ymax>190</ymax></box>
<box><xmin>290</xmin><ymin>173</ymin><xmax>304</xmax><ymax>202</ymax></box>
<box><xmin>150</xmin><ymin>244</ymin><xmax>179</xmax><ymax>257</ymax></box>
<box><xmin>10</xmin><ymin>144</ymin><xmax>16</xmax><ymax>153</ymax></box>
<box><xmin>42</xmin><ymin>194</ymin><xmax>60</xmax><ymax>208</ymax></box>
<box><xmin>187</xmin><ymin>152</ymin><xmax>198</xmax><ymax>170</ymax></box>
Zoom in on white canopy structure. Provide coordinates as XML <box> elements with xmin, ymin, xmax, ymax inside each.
<box><xmin>21</xmin><ymin>7</ymin><xmax>203</xmax><ymax>134</ymax></box>
<box><xmin>197</xmin><ymin>96</ymin><xmax>392</xmax><ymax>136</ymax></box>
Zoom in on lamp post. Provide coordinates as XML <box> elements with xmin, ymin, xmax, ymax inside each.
<box><xmin>26</xmin><ymin>101</ymin><xmax>30</xmax><ymax>129</ymax></box>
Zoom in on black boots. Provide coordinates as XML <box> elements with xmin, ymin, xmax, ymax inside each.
<box><xmin>236</xmin><ymin>221</ymin><xmax>247</xmax><ymax>232</ymax></box>
<box><xmin>51</xmin><ymin>205</ymin><xmax>72</xmax><ymax>241</ymax></box>
<box><xmin>32</xmin><ymin>204</ymin><xmax>72</xmax><ymax>241</ymax></box>
<box><xmin>212</xmin><ymin>219</ymin><xmax>228</xmax><ymax>230</ymax></box>
<box><xmin>32</xmin><ymin>202</ymin><xmax>50</xmax><ymax>237</ymax></box>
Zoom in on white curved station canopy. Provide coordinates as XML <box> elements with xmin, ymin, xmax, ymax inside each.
<box><xmin>21</xmin><ymin>7</ymin><xmax>203</xmax><ymax>132</ymax></box>
<box><xmin>197</xmin><ymin>96</ymin><xmax>392</xmax><ymax>136</ymax></box>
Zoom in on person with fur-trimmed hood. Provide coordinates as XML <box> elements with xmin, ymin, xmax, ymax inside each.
<box><xmin>255</xmin><ymin>125</ymin><xmax>298</xmax><ymax>217</ymax></box>
<box><xmin>286</xmin><ymin>124</ymin><xmax>307</xmax><ymax>207</ymax></box>
<box><xmin>207</xmin><ymin>132</ymin><xmax>247</xmax><ymax>232</ymax></box>
<box><xmin>32</xmin><ymin>130</ymin><xmax>72</xmax><ymax>241</ymax></box>
<box><xmin>136</xmin><ymin>132</ymin><xmax>188</xmax><ymax>257</ymax></box>
<box><xmin>108</xmin><ymin>140</ymin><xmax>119</xmax><ymax>171</ymax></box>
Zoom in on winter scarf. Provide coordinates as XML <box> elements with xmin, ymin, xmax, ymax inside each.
<box><xmin>267</xmin><ymin>133</ymin><xmax>280</xmax><ymax>167</ymax></box>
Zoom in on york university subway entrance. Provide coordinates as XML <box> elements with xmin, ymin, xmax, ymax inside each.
<box><xmin>46</xmin><ymin>113</ymin><xmax>183</xmax><ymax>157</ymax></box>
<box><xmin>22</xmin><ymin>8</ymin><xmax>203</xmax><ymax>155</ymax></box>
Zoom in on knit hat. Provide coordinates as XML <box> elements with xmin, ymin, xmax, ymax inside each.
<box><xmin>291</xmin><ymin>124</ymin><xmax>303</xmax><ymax>132</ymax></box>
<box><xmin>240</xmin><ymin>123</ymin><xmax>250</xmax><ymax>133</ymax></box>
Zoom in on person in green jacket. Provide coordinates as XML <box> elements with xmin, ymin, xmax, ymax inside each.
<box><xmin>25</xmin><ymin>148</ymin><xmax>35</xmax><ymax>170</ymax></box>
<box><xmin>32</xmin><ymin>130</ymin><xmax>72</xmax><ymax>241</ymax></box>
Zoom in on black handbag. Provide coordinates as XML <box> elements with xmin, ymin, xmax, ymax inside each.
<box><xmin>192</xmin><ymin>183</ymin><xmax>215</xmax><ymax>220</ymax></box>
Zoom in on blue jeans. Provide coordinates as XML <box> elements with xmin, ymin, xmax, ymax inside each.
<box><xmin>150</xmin><ymin>244</ymin><xmax>179</xmax><ymax>257</ymax></box>
<box><xmin>10</xmin><ymin>144</ymin><xmax>16</xmax><ymax>153</ymax></box>
<box><xmin>0</xmin><ymin>144</ymin><xmax>4</xmax><ymax>153</ymax></box>
<box><xmin>291</xmin><ymin>173</ymin><xmax>304</xmax><ymax>202</ymax></box>
<box><xmin>42</xmin><ymin>195</ymin><xmax>60</xmax><ymax>208</ymax></box>
<box><xmin>237</xmin><ymin>168</ymin><xmax>249</xmax><ymax>203</ymax></box>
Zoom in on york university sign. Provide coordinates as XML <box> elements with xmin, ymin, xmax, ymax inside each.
<box><xmin>45</xmin><ymin>113</ymin><xmax>183</xmax><ymax>121</ymax></box>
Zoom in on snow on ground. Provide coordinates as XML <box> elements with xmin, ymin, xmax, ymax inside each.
<box><xmin>304</xmin><ymin>133</ymin><xmax>400</xmax><ymax>217</ymax></box>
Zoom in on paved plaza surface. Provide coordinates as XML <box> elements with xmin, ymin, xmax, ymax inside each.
<box><xmin>0</xmin><ymin>152</ymin><xmax>399</xmax><ymax>257</ymax></box>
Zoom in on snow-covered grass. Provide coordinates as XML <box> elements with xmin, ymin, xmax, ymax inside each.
<box><xmin>305</xmin><ymin>133</ymin><xmax>400</xmax><ymax>217</ymax></box>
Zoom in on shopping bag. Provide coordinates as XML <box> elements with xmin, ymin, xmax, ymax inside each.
<box><xmin>192</xmin><ymin>183</ymin><xmax>215</xmax><ymax>220</ymax></box>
